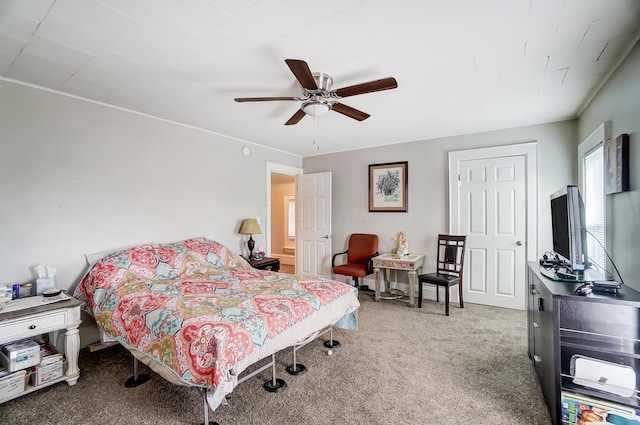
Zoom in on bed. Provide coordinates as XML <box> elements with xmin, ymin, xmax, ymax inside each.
<box><xmin>73</xmin><ymin>237</ymin><xmax>359</xmax><ymax>416</ymax></box>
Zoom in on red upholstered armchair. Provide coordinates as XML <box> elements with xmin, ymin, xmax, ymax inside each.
<box><xmin>332</xmin><ymin>233</ymin><xmax>379</xmax><ymax>290</ymax></box>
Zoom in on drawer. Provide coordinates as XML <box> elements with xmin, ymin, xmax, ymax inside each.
<box><xmin>0</xmin><ymin>311</ymin><xmax>68</xmax><ymax>342</ymax></box>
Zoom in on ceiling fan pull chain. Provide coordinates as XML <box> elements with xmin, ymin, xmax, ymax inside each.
<box><xmin>313</xmin><ymin>116</ymin><xmax>320</xmax><ymax>150</ymax></box>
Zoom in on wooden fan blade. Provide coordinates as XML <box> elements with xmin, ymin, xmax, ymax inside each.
<box><xmin>285</xmin><ymin>109</ymin><xmax>306</xmax><ymax>125</ymax></box>
<box><xmin>234</xmin><ymin>96</ymin><xmax>298</xmax><ymax>102</ymax></box>
<box><xmin>333</xmin><ymin>77</ymin><xmax>398</xmax><ymax>98</ymax></box>
<box><xmin>331</xmin><ymin>103</ymin><xmax>370</xmax><ymax>121</ymax></box>
<box><xmin>285</xmin><ymin>59</ymin><xmax>317</xmax><ymax>90</ymax></box>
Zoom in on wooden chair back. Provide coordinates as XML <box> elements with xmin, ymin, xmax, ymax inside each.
<box><xmin>436</xmin><ymin>234</ymin><xmax>466</xmax><ymax>277</ymax></box>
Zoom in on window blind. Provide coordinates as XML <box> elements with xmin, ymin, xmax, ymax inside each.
<box><xmin>583</xmin><ymin>145</ymin><xmax>605</xmax><ymax>270</ymax></box>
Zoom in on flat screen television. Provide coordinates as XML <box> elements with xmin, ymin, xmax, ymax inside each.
<box><xmin>550</xmin><ymin>185</ymin><xmax>589</xmax><ymax>271</ymax></box>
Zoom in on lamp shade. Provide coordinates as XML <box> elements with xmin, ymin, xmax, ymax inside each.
<box><xmin>239</xmin><ymin>218</ymin><xmax>261</xmax><ymax>235</ymax></box>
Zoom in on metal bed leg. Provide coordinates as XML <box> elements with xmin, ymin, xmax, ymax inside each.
<box><xmin>124</xmin><ymin>357</ymin><xmax>151</xmax><ymax>388</ymax></box>
<box><xmin>286</xmin><ymin>343</ymin><xmax>308</xmax><ymax>376</ymax></box>
<box><xmin>263</xmin><ymin>353</ymin><xmax>287</xmax><ymax>393</ymax></box>
<box><xmin>323</xmin><ymin>325</ymin><xmax>341</xmax><ymax>349</ymax></box>
<box><xmin>201</xmin><ymin>388</ymin><xmax>219</xmax><ymax>425</ymax></box>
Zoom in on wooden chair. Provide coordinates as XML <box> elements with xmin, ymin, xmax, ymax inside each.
<box><xmin>417</xmin><ymin>235</ymin><xmax>467</xmax><ymax>315</ymax></box>
<box><xmin>332</xmin><ymin>234</ymin><xmax>379</xmax><ymax>290</ymax></box>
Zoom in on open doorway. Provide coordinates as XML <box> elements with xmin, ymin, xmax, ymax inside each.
<box><xmin>270</xmin><ymin>172</ymin><xmax>296</xmax><ymax>274</ymax></box>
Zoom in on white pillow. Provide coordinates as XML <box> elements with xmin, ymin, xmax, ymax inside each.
<box><xmin>84</xmin><ymin>242</ymin><xmax>155</xmax><ymax>266</ymax></box>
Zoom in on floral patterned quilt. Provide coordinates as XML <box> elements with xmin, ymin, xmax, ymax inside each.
<box><xmin>74</xmin><ymin>237</ymin><xmax>359</xmax><ymax>404</ymax></box>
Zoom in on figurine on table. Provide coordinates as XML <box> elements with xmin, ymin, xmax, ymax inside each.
<box><xmin>394</xmin><ymin>231</ymin><xmax>409</xmax><ymax>256</ymax></box>
<box><xmin>253</xmin><ymin>247</ymin><xmax>265</xmax><ymax>260</ymax></box>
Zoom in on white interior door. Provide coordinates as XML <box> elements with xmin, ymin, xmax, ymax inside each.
<box><xmin>296</xmin><ymin>172</ymin><xmax>332</xmax><ymax>278</ymax></box>
<box><xmin>449</xmin><ymin>143</ymin><xmax>537</xmax><ymax>310</ymax></box>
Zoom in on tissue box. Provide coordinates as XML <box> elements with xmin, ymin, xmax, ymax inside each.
<box><xmin>31</xmin><ymin>358</ymin><xmax>64</xmax><ymax>386</ymax></box>
<box><xmin>0</xmin><ymin>370</ymin><xmax>27</xmax><ymax>399</ymax></box>
<box><xmin>36</xmin><ymin>277</ymin><xmax>55</xmax><ymax>295</ymax></box>
<box><xmin>0</xmin><ymin>339</ymin><xmax>41</xmax><ymax>372</ymax></box>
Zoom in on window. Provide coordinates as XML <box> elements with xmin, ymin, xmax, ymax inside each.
<box><xmin>287</xmin><ymin>197</ymin><xmax>295</xmax><ymax>238</ymax></box>
<box><xmin>583</xmin><ymin>145</ymin><xmax>605</xmax><ymax>270</ymax></box>
<box><xmin>284</xmin><ymin>195</ymin><xmax>295</xmax><ymax>249</ymax></box>
<box><xmin>578</xmin><ymin>122</ymin><xmax>610</xmax><ymax>272</ymax></box>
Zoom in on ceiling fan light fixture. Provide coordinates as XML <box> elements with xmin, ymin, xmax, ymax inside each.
<box><xmin>302</xmin><ymin>99</ymin><xmax>331</xmax><ymax>117</ymax></box>
<box><xmin>236</xmin><ymin>59</ymin><xmax>398</xmax><ymax>125</ymax></box>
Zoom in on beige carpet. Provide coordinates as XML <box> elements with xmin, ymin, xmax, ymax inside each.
<box><xmin>0</xmin><ymin>296</ymin><xmax>551</xmax><ymax>425</ymax></box>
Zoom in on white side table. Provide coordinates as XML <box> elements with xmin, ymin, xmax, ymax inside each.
<box><xmin>373</xmin><ymin>253</ymin><xmax>425</xmax><ymax>307</ymax></box>
<box><xmin>0</xmin><ymin>297</ymin><xmax>83</xmax><ymax>403</ymax></box>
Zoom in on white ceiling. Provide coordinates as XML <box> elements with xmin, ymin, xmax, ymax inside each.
<box><xmin>1</xmin><ymin>0</ymin><xmax>639</xmax><ymax>157</ymax></box>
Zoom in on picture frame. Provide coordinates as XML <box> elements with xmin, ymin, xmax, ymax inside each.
<box><xmin>604</xmin><ymin>133</ymin><xmax>629</xmax><ymax>194</ymax></box>
<box><xmin>369</xmin><ymin>161</ymin><xmax>408</xmax><ymax>212</ymax></box>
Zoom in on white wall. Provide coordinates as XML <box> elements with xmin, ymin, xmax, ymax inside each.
<box><xmin>578</xmin><ymin>39</ymin><xmax>640</xmax><ymax>291</ymax></box>
<box><xmin>0</xmin><ymin>80</ymin><xmax>301</xmax><ymax>292</ymax></box>
<box><xmin>303</xmin><ymin>121</ymin><xmax>576</xmax><ymax>287</ymax></box>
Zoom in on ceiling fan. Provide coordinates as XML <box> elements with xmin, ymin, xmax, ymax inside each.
<box><xmin>234</xmin><ymin>59</ymin><xmax>398</xmax><ymax>125</ymax></box>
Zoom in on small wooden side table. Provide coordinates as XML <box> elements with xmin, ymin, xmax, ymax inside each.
<box><xmin>245</xmin><ymin>256</ymin><xmax>281</xmax><ymax>272</ymax></box>
<box><xmin>372</xmin><ymin>253</ymin><xmax>425</xmax><ymax>307</ymax></box>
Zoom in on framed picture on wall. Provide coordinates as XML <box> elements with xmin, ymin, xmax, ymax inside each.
<box><xmin>604</xmin><ymin>133</ymin><xmax>629</xmax><ymax>194</ymax></box>
<box><xmin>369</xmin><ymin>161</ymin><xmax>408</xmax><ymax>212</ymax></box>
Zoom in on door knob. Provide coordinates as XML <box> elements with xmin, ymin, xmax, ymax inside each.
<box><xmin>321</xmin><ymin>235</ymin><xmax>330</xmax><ymax>239</ymax></box>
<box><xmin>513</xmin><ymin>241</ymin><xmax>522</xmax><ymax>246</ymax></box>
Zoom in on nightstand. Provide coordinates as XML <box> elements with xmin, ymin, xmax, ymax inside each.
<box><xmin>245</xmin><ymin>257</ymin><xmax>280</xmax><ymax>272</ymax></box>
<box><xmin>0</xmin><ymin>297</ymin><xmax>83</xmax><ymax>404</ymax></box>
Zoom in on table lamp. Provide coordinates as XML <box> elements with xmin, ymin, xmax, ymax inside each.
<box><xmin>239</xmin><ymin>218</ymin><xmax>261</xmax><ymax>260</ymax></box>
